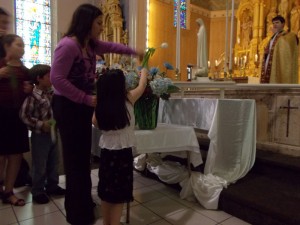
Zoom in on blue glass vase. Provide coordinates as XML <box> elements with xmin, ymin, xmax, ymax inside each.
<box><xmin>134</xmin><ymin>94</ymin><xmax>159</xmax><ymax>130</ymax></box>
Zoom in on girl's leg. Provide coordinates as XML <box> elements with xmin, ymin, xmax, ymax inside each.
<box><xmin>3</xmin><ymin>153</ymin><xmax>25</xmax><ymax>205</ymax></box>
<box><xmin>101</xmin><ymin>200</ymin><xmax>112</xmax><ymax>225</ymax></box>
<box><xmin>5</xmin><ymin>153</ymin><xmax>22</xmax><ymax>192</ymax></box>
<box><xmin>101</xmin><ymin>201</ymin><xmax>124</xmax><ymax>225</ymax></box>
<box><xmin>109</xmin><ymin>203</ymin><xmax>124</xmax><ymax>225</ymax></box>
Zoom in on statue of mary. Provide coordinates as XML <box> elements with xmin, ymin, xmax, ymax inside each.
<box><xmin>196</xmin><ymin>18</ymin><xmax>208</xmax><ymax>76</ymax></box>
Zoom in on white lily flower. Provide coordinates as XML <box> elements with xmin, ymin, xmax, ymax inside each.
<box><xmin>160</xmin><ymin>42</ymin><xmax>168</xmax><ymax>49</ymax></box>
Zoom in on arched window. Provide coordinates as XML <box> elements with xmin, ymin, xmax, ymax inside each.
<box><xmin>15</xmin><ymin>0</ymin><xmax>51</xmax><ymax>68</ymax></box>
<box><xmin>174</xmin><ymin>0</ymin><xmax>187</xmax><ymax>29</ymax></box>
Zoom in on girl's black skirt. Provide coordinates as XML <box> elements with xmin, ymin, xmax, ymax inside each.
<box><xmin>98</xmin><ymin>147</ymin><xmax>134</xmax><ymax>203</ymax></box>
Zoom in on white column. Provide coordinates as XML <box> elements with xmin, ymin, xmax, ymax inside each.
<box><xmin>229</xmin><ymin>0</ymin><xmax>235</xmax><ymax>71</ymax></box>
<box><xmin>224</xmin><ymin>0</ymin><xmax>229</xmax><ymax>73</ymax></box>
<box><xmin>128</xmin><ymin>0</ymin><xmax>138</xmax><ymax>48</ymax></box>
<box><xmin>176</xmin><ymin>0</ymin><xmax>181</xmax><ymax>71</ymax></box>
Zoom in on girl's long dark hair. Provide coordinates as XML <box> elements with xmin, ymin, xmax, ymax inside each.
<box><xmin>64</xmin><ymin>4</ymin><xmax>102</xmax><ymax>47</ymax></box>
<box><xmin>95</xmin><ymin>69</ymin><xmax>130</xmax><ymax>131</ymax></box>
<box><xmin>0</xmin><ymin>8</ymin><xmax>9</xmax><ymax>58</ymax></box>
<box><xmin>1</xmin><ymin>34</ymin><xmax>21</xmax><ymax>57</ymax></box>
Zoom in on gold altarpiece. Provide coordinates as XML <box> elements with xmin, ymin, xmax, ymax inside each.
<box><xmin>99</xmin><ymin>0</ymin><xmax>128</xmax><ymax>65</ymax></box>
<box><xmin>234</xmin><ymin>0</ymin><xmax>300</xmax><ymax>80</ymax></box>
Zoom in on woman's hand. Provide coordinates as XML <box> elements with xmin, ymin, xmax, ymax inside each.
<box><xmin>89</xmin><ymin>95</ymin><xmax>97</xmax><ymax>107</ymax></box>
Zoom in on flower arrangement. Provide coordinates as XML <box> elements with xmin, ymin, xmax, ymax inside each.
<box><xmin>122</xmin><ymin>43</ymin><xmax>180</xmax><ymax>129</ymax></box>
<box><xmin>125</xmin><ymin>62</ymin><xmax>179</xmax><ymax>100</ymax></box>
<box><xmin>125</xmin><ymin>43</ymin><xmax>180</xmax><ymax>100</ymax></box>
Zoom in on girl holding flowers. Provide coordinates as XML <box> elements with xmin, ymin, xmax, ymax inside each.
<box><xmin>92</xmin><ymin>68</ymin><xmax>148</xmax><ymax>225</ymax></box>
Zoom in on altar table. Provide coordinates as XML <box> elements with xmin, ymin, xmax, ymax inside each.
<box><xmin>91</xmin><ymin>123</ymin><xmax>203</xmax><ymax>167</ymax></box>
<box><xmin>158</xmin><ymin>98</ymin><xmax>256</xmax><ymax>209</ymax></box>
<box><xmin>158</xmin><ymin>98</ymin><xmax>256</xmax><ymax>182</ymax></box>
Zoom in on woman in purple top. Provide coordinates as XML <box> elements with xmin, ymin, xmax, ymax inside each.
<box><xmin>50</xmin><ymin>4</ymin><xmax>140</xmax><ymax>225</ymax></box>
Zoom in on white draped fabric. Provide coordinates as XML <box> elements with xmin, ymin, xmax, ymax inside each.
<box><xmin>180</xmin><ymin>172</ymin><xmax>227</xmax><ymax>209</ymax></box>
<box><xmin>133</xmin><ymin>123</ymin><xmax>203</xmax><ymax>167</ymax></box>
<box><xmin>92</xmin><ymin>123</ymin><xmax>203</xmax><ymax>167</ymax></box>
<box><xmin>205</xmin><ymin>99</ymin><xmax>257</xmax><ymax>183</ymax></box>
<box><xmin>157</xmin><ymin>98</ymin><xmax>256</xmax><ymax>209</ymax></box>
<box><xmin>158</xmin><ymin>98</ymin><xmax>217</xmax><ymax>130</ymax></box>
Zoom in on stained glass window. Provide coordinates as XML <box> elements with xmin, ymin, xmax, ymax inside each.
<box><xmin>15</xmin><ymin>0</ymin><xmax>51</xmax><ymax>68</ymax></box>
<box><xmin>174</xmin><ymin>0</ymin><xmax>187</xmax><ymax>29</ymax></box>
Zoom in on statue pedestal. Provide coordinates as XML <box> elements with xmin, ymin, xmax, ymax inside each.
<box><xmin>248</xmin><ymin>76</ymin><xmax>260</xmax><ymax>84</ymax></box>
<box><xmin>196</xmin><ymin>77</ymin><xmax>210</xmax><ymax>82</ymax></box>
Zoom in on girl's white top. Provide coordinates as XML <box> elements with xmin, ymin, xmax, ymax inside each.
<box><xmin>99</xmin><ymin>101</ymin><xmax>136</xmax><ymax>150</ymax></box>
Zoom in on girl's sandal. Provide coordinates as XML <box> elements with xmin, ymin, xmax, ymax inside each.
<box><xmin>2</xmin><ymin>191</ymin><xmax>25</xmax><ymax>206</ymax></box>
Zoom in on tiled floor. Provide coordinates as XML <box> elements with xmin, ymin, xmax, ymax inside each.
<box><xmin>0</xmin><ymin>169</ymin><xmax>251</xmax><ymax>225</ymax></box>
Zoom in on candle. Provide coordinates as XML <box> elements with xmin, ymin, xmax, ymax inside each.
<box><xmin>215</xmin><ymin>60</ymin><xmax>218</xmax><ymax>67</ymax></box>
<box><xmin>244</xmin><ymin>56</ymin><xmax>247</xmax><ymax>64</ymax></box>
<box><xmin>208</xmin><ymin>60</ymin><xmax>211</xmax><ymax>69</ymax></box>
<box><xmin>237</xmin><ymin>37</ymin><xmax>240</xmax><ymax>44</ymax></box>
<box><xmin>255</xmin><ymin>54</ymin><xmax>258</xmax><ymax>62</ymax></box>
<box><xmin>234</xmin><ymin>57</ymin><xmax>237</xmax><ymax>65</ymax></box>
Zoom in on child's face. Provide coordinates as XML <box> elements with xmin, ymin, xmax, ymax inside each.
<box><xmin>5</xmin><ymin>37</ymin><xmax>24</xmax><ymax>59</ymax></box>
<box><xmin>37</xmin><ymin>72</ymin><xmax>51</xmax><ymax>89</ymax></box>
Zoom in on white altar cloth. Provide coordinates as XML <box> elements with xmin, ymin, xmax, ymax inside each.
<box><xmin>158</xmin><ymin>98</ymin><xmax>217</xmax><ymax>130</ymax></box>
<box><xmin>205</xmin><ymin>99</ymin><xmax>256</xmax><ymax>183</ymax></box>
<box><xmin>158</xmin><ymin>98</ymin><xmax>256</xmax><ymax>182</ymax></box>
<box><xmin>91</xmin><ymin>123</ymin><xmax>203</xmax><ymax>167</ymax></box>
<box><xmin>158</xmin><ymin>98</ymin><xmax>256</xmax><ymax>209</ymax></box>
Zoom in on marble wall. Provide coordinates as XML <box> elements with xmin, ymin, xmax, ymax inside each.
<box><xmin>172</xmin><ymin>87</ymin><xmax>300</xmax><ymax>156</ymax></box>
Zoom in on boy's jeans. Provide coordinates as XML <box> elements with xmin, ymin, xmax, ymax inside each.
<box><xmin>30</xmin><ymin>132</ymin><xmax>59</xmax><ymax>196</ymax></box>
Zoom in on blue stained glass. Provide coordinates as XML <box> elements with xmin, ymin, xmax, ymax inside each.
<box><xmin>174</xmin><ymin>0</ymin><xmax>186</xmax><ymax>29</ymax></box>
<box><xmin>15</xmin><ymin>0</ymin><xmax>51</xmax><ymax>68</ymax></box>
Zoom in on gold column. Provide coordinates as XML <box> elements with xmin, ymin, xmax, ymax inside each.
<box><xmin>252</xmin><ymin>0</ymin><xmax>259</xmax><ymax>40</ymax></box>
<box><xmin>112</xmin><ymin>19</ymin><xmax>123</xmax><ymax>63</ymax></box>
<box><xmin>247</xmin><ymin>0</ymin><xmax>260</xmax><ymax>75</ymax></box>
<box><xmin>258</xmin><ymin>1</ymin><xmax>264</xmax><ymax>42</ymax></box>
